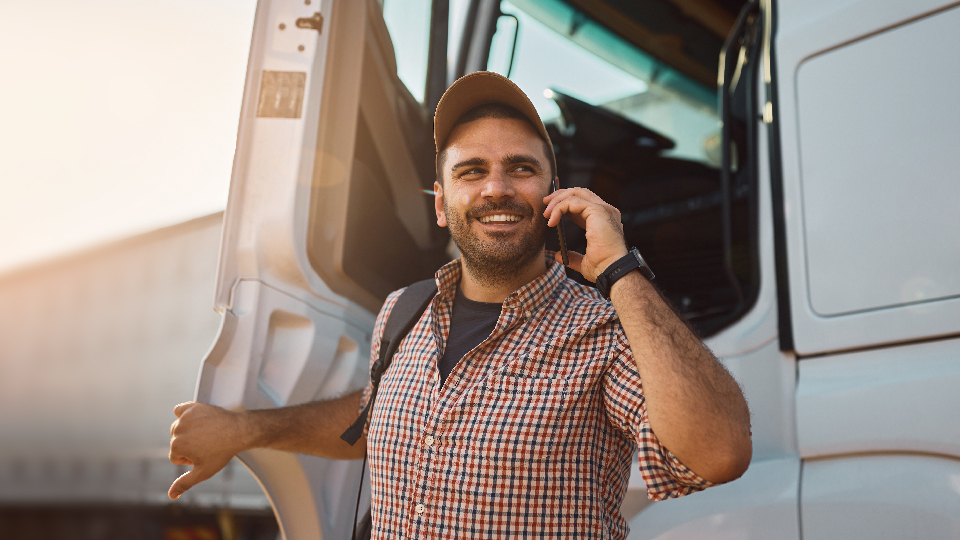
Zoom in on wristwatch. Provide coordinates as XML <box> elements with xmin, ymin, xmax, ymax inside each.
<box><xmin>596</xmin><ymin>247</ymin><xmax>654</xmax><ymax>299</ymax></box>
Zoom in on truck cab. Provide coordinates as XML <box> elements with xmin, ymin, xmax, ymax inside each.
<box><xmin>200</xmin><ymin>0</ymin><xmax>960</xmax><ymax>538</ymax></box>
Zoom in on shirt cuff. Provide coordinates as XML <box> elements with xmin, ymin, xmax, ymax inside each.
<box><xmin>636</xmin><ymin>422</ymin><xmax>716</xmax><ymax>501</ymax></box>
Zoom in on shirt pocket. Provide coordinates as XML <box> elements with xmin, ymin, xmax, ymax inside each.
<box><xmin>453</xmin><ymin>374</ymin><xmax>573</xmax><ymax>467</ymax></box>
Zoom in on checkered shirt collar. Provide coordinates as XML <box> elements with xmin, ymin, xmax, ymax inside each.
<box><xmin>433</xmin><ymin>251</ymin><xmax>566</xmax><ymax>314</ymax></box>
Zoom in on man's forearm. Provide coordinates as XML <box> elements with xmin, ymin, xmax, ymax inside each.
<box><xmin>168</xmin><ymin>390</ymin><xmax>366</xmax><ymax>498</ymax></box>
<box><xmin>245</xmin><ymin>390</ymin><xmax>367</xmax><ymax>460</ymax></box>
<box><xmin>610</xmin><ymin>271</ymin><xmax>752</xmax><ymax>484</ymax></box>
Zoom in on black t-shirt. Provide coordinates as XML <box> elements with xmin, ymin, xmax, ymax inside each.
<box><xmin>437</xmin><ymin>288</ymin><xmax>501</xmax><ymax>384</ymax></box>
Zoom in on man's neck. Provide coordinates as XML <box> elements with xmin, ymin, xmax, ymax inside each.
<box><xmin>458</xmin><ymin>251</ymin><xmax>548</xmax><ymax>304</ymax></box>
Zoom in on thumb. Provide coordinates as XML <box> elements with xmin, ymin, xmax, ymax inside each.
<box><xmin>556</xmin><ymin>250</ymin><xmax>586</xmax><ymax>278</ymax></box>
<box><xmin>169</xmin><ymin>467</ymin><xmax>204</xmax><ymax>499</ymax></box>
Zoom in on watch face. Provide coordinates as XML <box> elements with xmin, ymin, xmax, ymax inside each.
<box><xmin>631</xmin><ymin>248</ymin><xmax>655</xmax><ymax>280</ymax></box>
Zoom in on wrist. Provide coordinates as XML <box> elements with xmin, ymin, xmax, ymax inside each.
<box><xmin>239</xmin><ymin>409</ymin><xmax>267</xmax><ymax>451</ymax></box>
<box><xmin>596</xmin><ymin>250</ymin><xmax>630</xmax><ymax>277</ymax></box>
<box><xmin>595</xmin><ymin>247</ymin><xmax>654</xmax><ymax>299</ymax></box>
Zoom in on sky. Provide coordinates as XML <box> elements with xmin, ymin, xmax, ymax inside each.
<box><xmin>0</xmin><ymin>0</ymin><xmax>258</xmax><ymax>273</ymax></box>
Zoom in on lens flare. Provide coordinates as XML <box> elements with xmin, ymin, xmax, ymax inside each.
<box><xmin>461</xmin><ymin>193</ymin><xmax>470</xmax><ymax>206</ymax></box>
<box><xmin>420</xmin><ymin>189</ymin><xmax>436</xmax><ymax>195</ymax></box>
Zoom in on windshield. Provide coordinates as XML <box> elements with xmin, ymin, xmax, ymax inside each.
<box><xmin>488</xmin><ymin>0</ymin><xmax>721</xmax><ymax>166</ymax></box>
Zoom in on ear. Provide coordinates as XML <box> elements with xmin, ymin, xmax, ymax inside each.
<box><xmin>434</xmin><ymin>181</ymin><xmax>447</xmax><ymax>227</ymax></box>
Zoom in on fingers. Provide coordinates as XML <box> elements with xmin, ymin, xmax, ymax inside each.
<box><xmin>543</xmin><ymin>187</ymin><xmax>628</xmax><ymax>282</ymax></box>
<box><xmin>169</xmin><ymin>402</ymin><xmax>200</xmax><ymax>465</ymax></box>
<box><xmin>542</xmin><ymin>187</ymin><xmax>620</xmax><ymax>229</ymax></box>
<box><xmin>543</xmin><ymin>186</ymin><xmax>606</xmax><ymax>206</ymax></box>
<box><xmin>545</xmin><ymin>194</ymin><xmax>599</xmax><ymax>229</ymax></box>
<box><xmin>171</xmin><ymin>402</ymin><xmax>194</xmax><ymax>436</ymax></box>
<box><xmin>169</xmin><ymin>436</ymin><xmax>189</xmax><ymax>465</ymax></box>
<box><xmin>544</xmin><ymin>195</ymin><xmax>589</xmax><ymax>228</ymax></box>
<box><xmin>169</xmin><ymin>455</ymin><xmax>194</xmax><ymax>466</ymax></box>
<box><xmin>173</xmin><ymin>402</ymin><xmax>194</xmax><ymax>418</ymax></box>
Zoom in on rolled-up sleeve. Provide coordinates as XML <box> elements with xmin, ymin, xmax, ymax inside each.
<box><xmin>601</xmin><ymin>333</ymin><xmax>715</xmax><ymax>501</ymax></box>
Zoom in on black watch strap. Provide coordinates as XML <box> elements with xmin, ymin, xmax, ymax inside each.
<box><xmin>596</xmin><ymin>248</ymin><xmax>654</xmax><ymax>299</ymax></box>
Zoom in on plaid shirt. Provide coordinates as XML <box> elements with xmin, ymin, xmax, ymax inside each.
<box><xmin>362</xmin><ymin>255</ymin><xmax>712</xmax><ymax>539</ymax></box>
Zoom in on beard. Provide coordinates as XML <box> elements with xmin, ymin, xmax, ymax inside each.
<box><xmin>444</xmin><ymin>196</ymin><xmax>549</xmax><ymax>288</ymax></box>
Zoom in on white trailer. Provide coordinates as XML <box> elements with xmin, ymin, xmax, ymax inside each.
<box><xmin>199</xmin><ymin>0</ymin><xmax>960</xmax><ymax>538</ymax></box>
<box><xmin>0</xmin><ymin>214</ymin><xmax>279</xmax><ymax>537</ymax></box>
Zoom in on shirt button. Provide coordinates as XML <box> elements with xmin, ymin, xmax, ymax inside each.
<box><xmin>415</xmin><ymin>503</ymin><xmax>425</xmax><ymax>515</ymax></box>
<box><xmin>524</xmin><ymin>310</ymin><xmax>532</xmax><ymax>319</ymax></box>
<box><xmin>433</xmin><ymin>372</ymin><xmax>440</xmax><ymax>382</ymax></box>
<box><xmin>424</xmin><ymin>435</ymin><xmax>435</xmax><ymax>447</ymax></box>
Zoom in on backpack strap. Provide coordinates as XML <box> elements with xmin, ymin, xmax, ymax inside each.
<box><xmin>340</xmin><ymin>279</ymin><xmax>438</xmax><ymax>445</ymax></box>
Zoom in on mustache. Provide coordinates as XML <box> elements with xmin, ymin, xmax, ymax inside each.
<box><xmin>466</xmin><ymin>200</ymin><xmax>536</xmax><ymax>220</ymax></box>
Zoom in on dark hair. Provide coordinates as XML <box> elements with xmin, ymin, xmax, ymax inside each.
<box><xmin>435</xmin><ymin>103</ymin><xmax>555</xmax><ymax>185</ymax></box>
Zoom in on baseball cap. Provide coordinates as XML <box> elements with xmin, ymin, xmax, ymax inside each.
<box><xmin>434</xmin><ymin>71</ymin><xmax>556</xmax><ymax>171</ymax></box>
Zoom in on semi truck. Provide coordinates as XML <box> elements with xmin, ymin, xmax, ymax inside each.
<box><xmin>198</xmin><ymin>0</ymin><xmax>960</xmax><ymax>538</ymax></box>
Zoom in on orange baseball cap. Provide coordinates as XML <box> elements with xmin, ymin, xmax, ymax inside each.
<box><xmin>434</xmin><ymin>71</ymin><xmax>556</xmax><ymax>171</ymax></box>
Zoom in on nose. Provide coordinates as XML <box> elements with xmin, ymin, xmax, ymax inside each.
<box><xmin>479</xmin><ymin>168</ymin><xmax>516</xmax><ymax>200</ymax></box>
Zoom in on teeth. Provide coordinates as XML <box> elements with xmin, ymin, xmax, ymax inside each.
<box><xmin>479</xmin><ymin>214</ymin><xmax>522</xmax><ymax>223</ymax></box>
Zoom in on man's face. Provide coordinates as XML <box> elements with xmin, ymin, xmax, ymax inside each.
<box><xmin>434</xmin><ymin>117</ymin><xmax>553</xmax><ymax>284</ymax></box>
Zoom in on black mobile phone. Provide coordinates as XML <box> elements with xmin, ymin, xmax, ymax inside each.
<box><xmin>552</xmin><ymin>178</ymin><xmax>569</xmax><ymax>266</ymax></box>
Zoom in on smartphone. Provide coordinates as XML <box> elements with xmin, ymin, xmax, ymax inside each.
<box><xmin>552</xmin><ymin>178</ymin><xmax>569</xmax><ymax>266</ymax></box>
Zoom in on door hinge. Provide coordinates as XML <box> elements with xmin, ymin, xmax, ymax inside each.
<box><xmin>295</xmin><ymin>12</ymin><xmax>323</xmax><ymax>34</ymax></box>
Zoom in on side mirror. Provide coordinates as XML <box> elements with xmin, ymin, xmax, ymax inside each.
<box><xmin>488</xmin><ymin>10</ymin><xmax>520</xmax><ymax>77</ymax></box>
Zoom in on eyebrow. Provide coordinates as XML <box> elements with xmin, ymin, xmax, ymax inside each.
<box><xmin>502</xmin><ymin>154</ymin><xmax>543</xmax><ymax>172</ymax></box>
<box><xmin>449</xmin><ymin>154</ymin><xmax>544</xmax><ymax>172</ymax></box>
<box><xmin>450</xmin><ymin>157</ymin><xmax>489</xmax><ymax>171</ymax></box>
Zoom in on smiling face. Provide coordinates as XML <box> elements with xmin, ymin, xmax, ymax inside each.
<box><xmin>435</xmin><ymin>116</ymin><xmax>553</xmax><ymax>287</ymax></box>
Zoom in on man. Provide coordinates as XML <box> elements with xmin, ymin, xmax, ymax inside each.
<box><xmin>168</xmin><ymin>72</ymin><xmax>751</xmax><ymax>538</ymax></box>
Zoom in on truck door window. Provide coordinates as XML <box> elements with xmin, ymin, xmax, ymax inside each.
<box><xmin>380</xmin><ymin>0</ymin><xmax>433</xmax><ymax>103</ymax></box>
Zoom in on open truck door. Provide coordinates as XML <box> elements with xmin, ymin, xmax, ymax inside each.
<box><xmin>198</xmin><ymin>0</ymin><xmax>449</xmax><ymax>538</ymax></box>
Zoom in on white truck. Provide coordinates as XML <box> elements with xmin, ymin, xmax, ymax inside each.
<box><xmin>201</xmin><ymin>0</ymin><xmax>960</xmax><ymax>538</ymax></box>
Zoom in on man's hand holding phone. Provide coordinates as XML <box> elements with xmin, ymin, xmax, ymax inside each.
<box><xmin>543</xmin><ymin>186</ymin><xmax>628</xmax><ymax>283</ymax></box>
